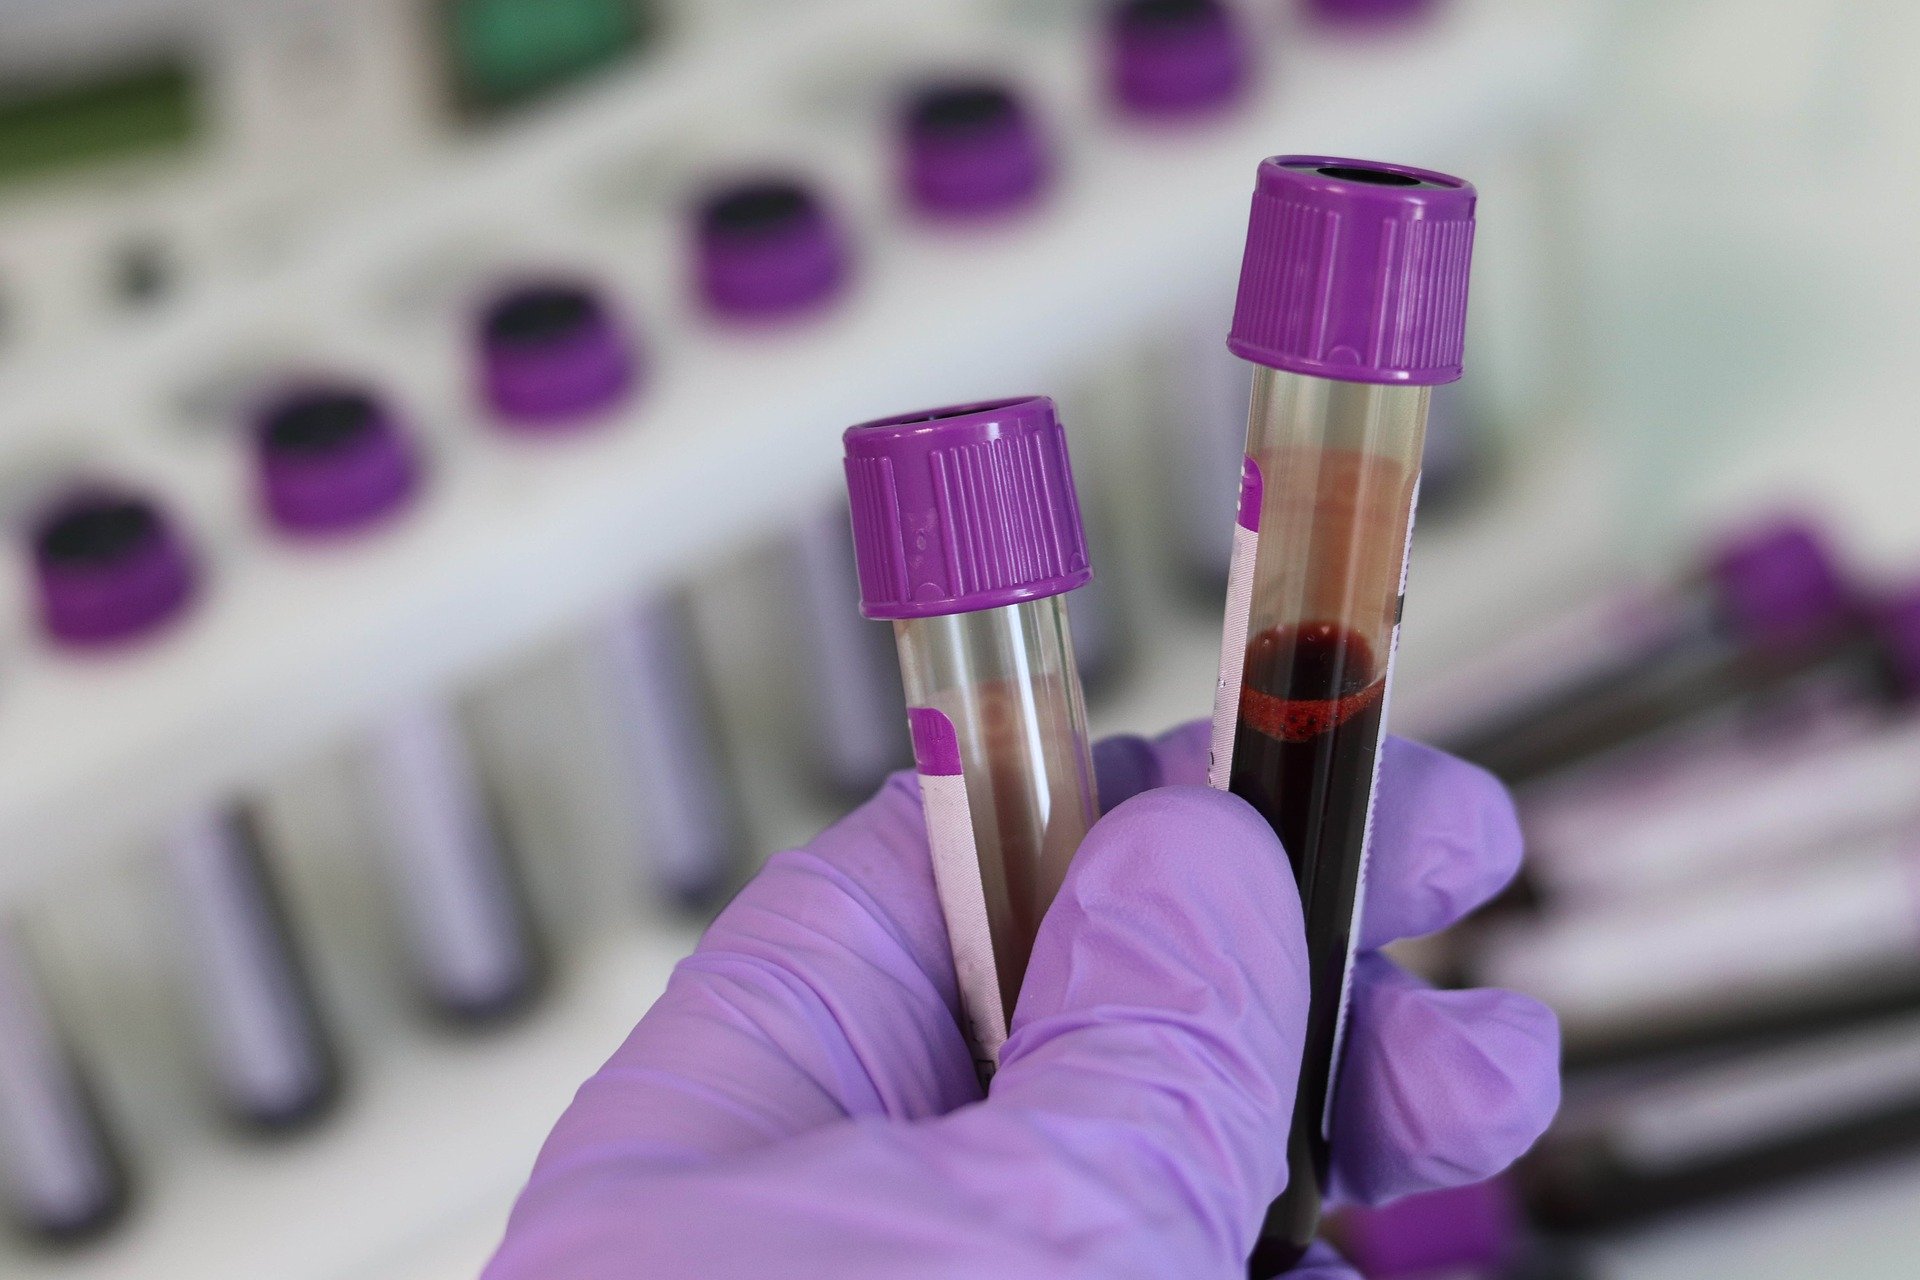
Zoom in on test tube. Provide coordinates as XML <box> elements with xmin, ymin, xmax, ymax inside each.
<box><xmin>689</xmin><ymin>174</ymin><xmax>906</xmax><ymax>798</ymax></box>
<box><xmin>474</xmin><ymin>278</ymin><xmax>741</xmax><ymax>910</ymax></box>
<box><xmin>0</xmin><ymin>929</ymin><xmax>127</xmax><ymax>1240</ymax></box>
<box><xmin>1425</xmin><ymin>518</ymin><xmax>1858</xmax><ymax>784</ymax></box>
<box><xmin>251</xmin><ymin>383</ymin><xmax>541</xmax><ymax>1020</ymax></box>
<box><xmin>27</xmin><ymin>488</ymin><xmax>339</xmax><ymax>1127</ymax></box>
<box><xmin>843</xmin><ymin>396</ymin><xmax>1099</xmax><ymax>1075</ymax></box>
<box><xmin>161</xmin><ymin>806</ymin><xmax>340</xmax><ymax>1127</ymax></box>
<box><xmin>1473</xmin><ymin>837</ymin><xmax>1920</xmax><ymax>1066</ymax></box>
<box><xmin>1524</xmin><ymin>1010</ymin><xmax>1920</xmax><ymax>1230</ymax></box>
<box><xmin>1204</xmin><ymin>157</ymin><xmax>1478</xmax><ymax>1271</ymax></box>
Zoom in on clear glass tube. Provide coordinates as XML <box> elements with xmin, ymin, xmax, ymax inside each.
<box><xmin>788</xmin><ymin>505</ymin><xmax>911</xmax><ymax>799</ymax></box>
<box><xmin>1212</xmin><ymin>366</ymin><xmax>1429</xmax><ymax>1263</ymax></box>
<box><xmin>363</xmin><ymin>700</ymin><xmax>541</xmax><ymax>1021</ymax></box>
<box><xmin>161</xmin><ymin>805</ymin><xmax>339</xmax><ymax>1128</ymax></box>
<box><xmin>893</xmin><ymin>594</ymin><xmax>1098</xmax><ymax>1072</ymax></box>
<box><xmin>0</xmin><ymin>929</ymin><xmax>125</xmax><ymax>1239</ymax></box>
<box><xmin>598</xmin><ymin>595</ymin><xmax>744</xmax><ymax>913</ymax></box>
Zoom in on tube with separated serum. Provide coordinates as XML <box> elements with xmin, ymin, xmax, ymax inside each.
<box><xmin>1205</xmin><ymin>157</ymin><xmax>1478</xmax><ymax>1271</ymax></box>
<box><xmin>843</xmin><ymin>396</ymin><xmax>1100</xmax><ymax>1075</ymax></box>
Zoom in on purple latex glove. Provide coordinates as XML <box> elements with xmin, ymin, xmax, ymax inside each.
<box><xmin>483</xmin><ymin>722</ymin><xmax>1558</xmax><ymax>1279</ymax></box>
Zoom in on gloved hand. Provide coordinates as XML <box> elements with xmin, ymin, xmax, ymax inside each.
<box><xmin>483</xmin><ymin>721</ymin><xmax>1558</xmax><ymax>1279</ymax></box>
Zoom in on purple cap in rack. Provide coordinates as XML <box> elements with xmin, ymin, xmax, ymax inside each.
<box><xmin>694</xmin><ymin>177</ymin><xmax>850</xmax><ymax>321</ymax></box>
<box><xmin>1872</xmin><ymin>583</ymin><xmax>1920</xmax><ymax>700</ymax></box>
<box><xmin>1228</xmin><ymin>155</ymin><xmax>1476</xmax><ymax>385</ymax></box>
<box><xmin>1103</xmin><ymin>0</ymin><xmax>1251</xmax><ymax>119</ymax></box>
<box><xmin>477</xmin><ymin>279</ymin><xmax>638</xmax><ymax>428</ymax></box>
<box><xmin>1307</xmin><ymin>0</ymin><xmax>1437</xmax><ymax>26</ymax></box>
<box><xmin>844</xmin><ymin>395</ymin><xmax>1091</xmax><ymax>619</ymax></box>
<box><xmin>1341</xmin><ymin>1178</ymin><xmax>1520</xmax><ymax>1278</ymax></box>
<box><xmin>32</xmin><ymin>488</ymin><xmax>197</xmax><ymax>647</ymax></box>
<box><xmin>253</xmin><ymin>384</ymin><xmax>419</xmax><ymax>535</ymax></box>
<box><xmin>1707</xmin><ymin>518</ymin><xmax>1853</xmax><ymax>652</ymax></box>
<box><xmin>898</xmin><ymin>79</ymin><xmax>1051</xmax><ymax>219</ymax></box>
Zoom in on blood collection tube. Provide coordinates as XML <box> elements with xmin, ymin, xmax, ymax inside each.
<box><xmin>1203</xmin><ymin>157</ymin><xmax>1478</xmax><ymax>1271</ymax></box>
<box><xmin>1422</xmin><ymin>517</ymin><xmax>1858</xmax><ymax>784</ymax></box>
<box><xmin>252</xmin><ymin>383</ymin><xmax>542</xmax><ymax>1020</ymax></box>
<box><xmin>843</xmin><ymin>396</ymin><xmax>1099</xmax><ymax>1074</ymax></box>
<box><xmin>475</xmin><ymin>278</ymin><xmax>742</xmax><ymax>910</ymax></box>
<box><xmin>1524</xmin><ymin>1009</ymin><xmax>1920</xmax><ymax>1230</ymax></box>
<box><xmin>0</xmin><ymin>929</ymin><xmax>127</xmax><ymax>1240</ymax></box>
<box><xmin>1101</xmin><ymin>0</ymin><xmax>1252</xmax><ymax>122</ymax></box>
<box><xmin>27</xmin><ymin>487</ymin><xmax>339</xmax><ymax>1127</ymax></box>
<box><xmin>161</xmin><ymin>806</ymin><xmax>340</xmax><ymax>1127</ymax></box>
<box><xmin>1100</xmin><ymin>0</ymin><xmax>1253</xmax><ymax>594</ymax></box>
<box><xmin>1473</xmin><ymin>836</ymin><xmax>1920</xmax><ymax>1066</ymax></box>
<box><xmin>689</xmin><ymin>175</ymin><xmax>906</xmax><ymax>798</ymax></box>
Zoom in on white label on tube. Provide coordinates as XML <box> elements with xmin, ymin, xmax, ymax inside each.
<box><xmin>1208</xmin><ymin>456</ymin><xmax>1263</xmax><ymax>792</ymax></box>
<box><xmin>366</xmin><ymin>701</ymin><xmax>527</xmax><ymax>1011</ymax></box>
<box><xmin>1481</xmin><ymin>844</ymin><xmax>1920</xmax><ymax>1029</ymax></box>
<box><xmin>1323</xmin><ymin>474</ymin><xmax>1420</xmax><ymax>1138</ymax></box>
<box><xmin>909</xmin><ymin>706</ymin><xmax>1007</xmax><ymax>1075</ymax></box>
<box><xmin>163</xmin><ymin>808</ymin><xmax>322</xmax><ymax>1120</ymax></box>
<box><xmin>1608</xmin><ymin>1012</ymin><xmax>1920</xmax><ymax>1173</ymax></box>
<box><xmin>0</xmin><ymin>938</ymin><xmax>110</xmax><ymax>1228</ymax></box>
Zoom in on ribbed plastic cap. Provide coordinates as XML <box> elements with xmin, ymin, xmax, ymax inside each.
<box><xmin>477</xmin><ymin>279</ymin><xmax>639</xmax><ymax>429</ymax></box>
<box><xmin>32</xmin><ymin>488</ymin><xmax>197</xmax><ymax>647</ymax></box>
<box><xmin>694</xmin><ymin>176</ymin><xmax>851</xmax><ymax>321</ymax></box>
<box><xmin>1707</xmin><ymin>518</ymin><xmax>1853</xmax><ymax>652</ymax></box>
<box><xmin>1103</xmin><ymin>0</ymin><xmax>1250</xmax><ymax>119</ymax></box>
<box><xmin>898</xmin><ymin>79</ymin><xmax>1051</xmax><ymax>219</ymax></box>
<box><xmin>254</xmin><ymin>383</ymin><xmax>420</xmax><ymax>534</ymax></box>
<box><xmin>844</xmin><ymin>395</ymin><xmax>1091</xmax><ymax>619</ymax></box>
<box><xmin>1228</xmin><ymin>155</ymin><xmax>1476</xmax><ymax>385</ymax></box>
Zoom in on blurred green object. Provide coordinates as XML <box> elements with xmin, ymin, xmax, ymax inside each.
<box><xmin>446</xmin><ymin>0</ymin><xmax>654</xmax><ymax>116</ymax></box>
<box><xmin>0</xmin><ymin>64</ymin><xmax>202</xmax><ymax>190</ymax></box>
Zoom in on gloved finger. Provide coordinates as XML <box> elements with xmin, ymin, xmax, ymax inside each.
<box><xmin>1356</xmin><ymin>738</ymin><xmax>1523</xmax><ymax>950</ymax></box>
<box><xmin>1329</xmin><ymin>953</ymin><xmax>1560</xmax><ymax>1206</ymax></box>
<box><xmin>1092</xmin><ymin>733</ymin><xmax>1161</xmax><ymax>811</ymax></box>
<box><xmin>997</xmin><ymin>786</ymin><xmax>1309</xmax><ymax>1274</ymax></box>
<box><xmin>527</xmin><ymin>774</ymin><xmax>978</xmax><ymax>1184</ymax></box>
<box><xmin>1124</xmin><ymin>722</ymin><xmax>1525</xmax><ymax>949</ymax></box>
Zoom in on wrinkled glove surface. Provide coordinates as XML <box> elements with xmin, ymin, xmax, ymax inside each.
<box><xmin>484</xmin><ymin>722</ymin><xmax>1558</xmax><ymax>1279</ymax></box>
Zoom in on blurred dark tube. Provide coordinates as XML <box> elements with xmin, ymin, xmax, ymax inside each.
<box><xmin>162</xmin><ymin>806</ymin><xmax>341</xmax><ymax>1129</ymax></box>
<box><xmin>1525</xmin><ymin>1012</ymin><xmax>1920</xmax><ymax>1231</ymax></box>
<box><xmin>0</xmin><ymin>931</ymin><xmax>128</xmax><ymax>1241</ymax></box>
<box><xmin>1436</xmin><ymin>519</ymin><xmax>1865</xmax><ymax>784</ymax></box>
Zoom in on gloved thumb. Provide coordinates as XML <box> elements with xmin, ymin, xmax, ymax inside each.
<box><xmin>993</xmin><ymin>785</ymin><xmax>1309</xmax><ymax>1270</ymax></box>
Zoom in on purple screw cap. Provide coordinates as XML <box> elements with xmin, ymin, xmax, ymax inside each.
<box><xmin>32</xmin><ymin>489</ymin><xmax>197</xmax><ymax>648</ymax></box>
<box><xmin>1307</xmin><ymin>0</ymin><xmax>1437</xmax><ymax>26</ymax></box>
<box><xmin>254</xmin><ymin>384</ymin><xmax>419</xmax><ymax>535</ymax></box>
<box><xmin>1103</xmin><ymin>0</ymin><xmax>1251</xmax><ymax>120</ymax></box>
<box><xmin>1228</xmin><ymin>155</ymin><xmax>1476</xmax><ymax>385</ymax></box>
<box><xmin>477</xmin><ymin>279</ymin><xmax>638</xmax><ymax>429</ymax></box>
<box><xmin>844</xmin><ymin>395</ymin><xmax>1091</xmax><ymax>619</ymax></box>
<box><xmin>693</xmin><ymin>177</ymin><xmax>851</xmax><ymax>321</ymax></box>
<box><xmin>1707</xmin><ymin>518</ymin><xmax>1853</xmax><ymax>653</ymax></box>
<box><xmin>898</xmin><ymin>80</ymin><xmax>1051</xmax><ymax>219</ymax></box>
<box><xmin>1341</xmin><ymin>1178</ymin><xmax>1520</xmax><ymax>1278</ymax></box>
